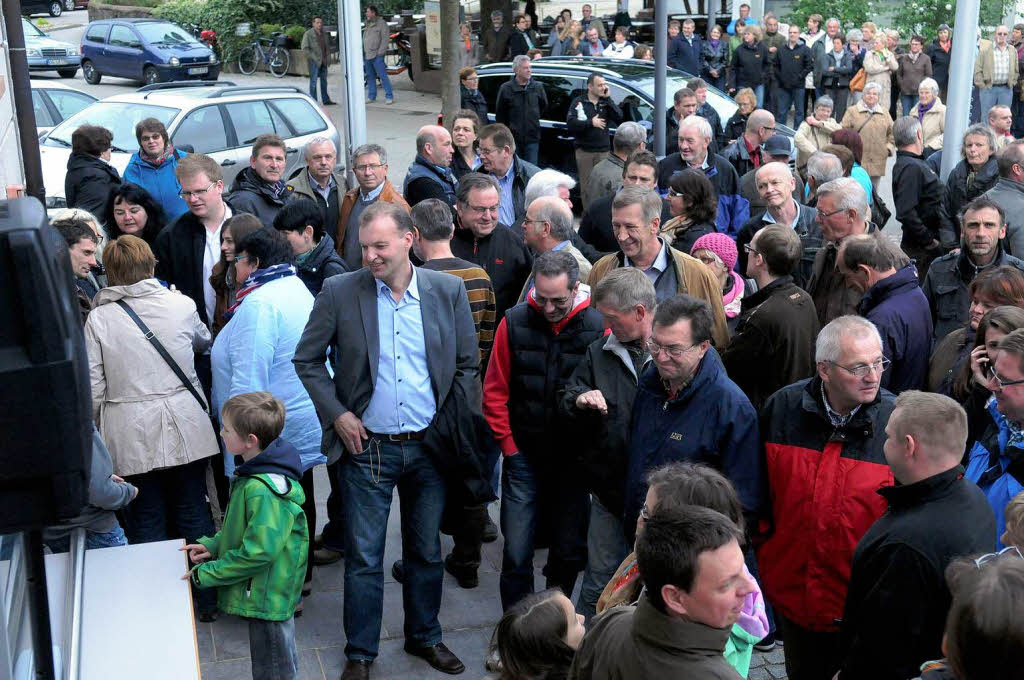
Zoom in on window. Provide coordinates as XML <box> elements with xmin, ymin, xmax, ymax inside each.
<box><xmin>45</xmin><ymin>102</ymin><xmax>178</xmax><ymax>152</ymax></box>
<box><xmin>536</xmin><ymin>76</ymin><xmax>586</xmax><ymax>122</ymax></box>
<box><xmin>171</xmin><ymin>106</ymin><xmax>229</xmax><ymax>153</ymax></box>
<box><xmin>224</xmin><ymin>101</ymin><xmax>274</xmax><ymax>146</ymax></box>
<box><xmin>268</xmin><ymin>104</ymin><xmax>293</xmax><ymax>137</ymax></box>
<box><xmin>32</xmin><ymin>91</ymin><xmax>55</xmax><ymax>128</ymax></box>
<box><xmin>46</xmin><ymin>90</ymin><xmax>96</xmax><ymax>121</ymax></box>
<box><xmin>608</xmin><ymin>83</ymin><xmax>653</xmax><ymax>125</ymax></box>
<box><xmin>84</xmin><ymin>24</ymin><xmax>108</xmax><ymax>44</ymax></box>
<box><xmin>476</xmin><ymin>75</ymin><xmax>504</xmax><ymax>118</ymax></box>
<box><xmin>268</xmin><ymin>99</ymin><xmax>327</xmax><ymax>137</ymax></box>
<box><xmin>109</xmin><ymin>25</ymin><xmax>140</xmax><ymax>49</ymax></box>
<box><xmin>136</xmin><ymin>22</ymin><xmax>198</xmax><ymax>46</ymax></box>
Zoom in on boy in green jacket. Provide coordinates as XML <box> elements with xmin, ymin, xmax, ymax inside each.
<box><xmin>182</xmin><ymin>392</ymin><xmax>309</xmax><ymax>680</ymax></box>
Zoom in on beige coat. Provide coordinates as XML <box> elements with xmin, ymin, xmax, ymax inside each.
<box><xmin>863</xmin><ymin>49</ymin><xmax>899</xmax><ymax>110</ymax></box>
<box><xmin>840</xmin><ymin>101</ymin><xmax>895</xmax><ymax>177</ymax></box>
<box><xmin>974</xmin><ymin>40</ymin><xmax>1020</xmax><ymax>90</ymax></box>
<box><xmin>909</xmin><ymin>99</ymin><xmax>946</xmax><ymax>151</ymax></box>
<box><xmin>85</xmin><ymin>279</ymin><xmax>219</xmax><ymax>477</ymax></box>
<box><xmin>794</xmin><ymin>118</ymin><xmax>842</xmax><ymax>172</ymax></box>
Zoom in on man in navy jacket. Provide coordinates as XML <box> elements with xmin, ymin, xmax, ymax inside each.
<box><xmin>623</xmin><ymin>294</ymin><xmax>764</xmax><ymax>537</ymax></box>
<box><xmin>668</xmin><ymin>19</ymin><xmax>703</xmax><ymax>75</ymax></box>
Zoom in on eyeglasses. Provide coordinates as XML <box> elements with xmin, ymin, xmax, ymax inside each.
<box><xmin>817</xmin><ymin>207</ymin><xmax>846</xmax><ymax>219</ymax></box>
<box><xmin>827</xmin><ymin>357</ymin><xmax>891</xmax><ymax>378</ymax></box>
<box><xmin>646</xmin><ymin>339</ymin><xmax>701</xmax><ymax>358</ymax></box>
<box><xmin>667</xmin><ymin>189</ymin><xmax>684</xmax><ymax>198</ymax></box>
<box><xmin>760</xmin><ymin>126</ymin><xmax>776</xmax><ymax>132</ymax></box>
<box><xmin>235</xmin><ymin>254</ymin><xmax>255</xmax><ymax>264</ymax></box>
<box><xmin>353</xmin><ymin>163</ymin><xmax>385</xmax><ymax>173</ymax></box>
<box><xmin>178</xmin><ymin>182</ymin><xmax>217</xmax><ymax>199</ymax></box>
<box><xmin>695</xmin><ymin>254</ymin><xmax>720</xmax><ymax>266</ymax></box>
<box><xmin>467</xmin><ymin>204</ymin><xmax>499</xmax><ymax>215</ymax></box>
<box><xmin>478</xmin><ymin>146</ymin><xmax>501</xmax><ymax>157</ymax></box>
<box><xmin>534</xmin><ymin>293</ymin><xmax>573</xmax><ymax>307</ymax></box>
<box><xmin>990</xmin><ymin>370</ymin><xmax>1024</xmax><ymax>389</ymax></box>
<box><xmin>640</xmin><ymin>505</ymin><xmax>651</xmax><ymax>521</ymax></box>
<box><xmin>522</xmin><ymin>218</ymin><xmax>548</xmax><ymax>228</ymax></box>
<box><xmin>743</xmin><ymin>243</ymin><xmax>760</xmax><ymax>256</ymax></box>
<box><xmin>975</xmin><ymin>545</ymin><xmax>1023</xmax><ymax>567</ymax></box>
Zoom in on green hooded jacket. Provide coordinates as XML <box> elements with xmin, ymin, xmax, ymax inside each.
<box><xmin>191</xmin><ymin>452</ymin><xmax>308</xmax><ymax>621</ymax></box>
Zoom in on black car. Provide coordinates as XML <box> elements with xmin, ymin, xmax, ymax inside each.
<box><xmin>474</xmin><ymin>56</ymin><xmax>795</xmax><ymax>187</ymax></box>
<box><xmin>21</xmin><ymin>0</ymin><xmax>65</xmax><ymax>16</ymax></box>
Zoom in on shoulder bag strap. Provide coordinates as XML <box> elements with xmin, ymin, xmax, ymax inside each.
<box><xmin>114</xmin><ymin>299</ymin><xmax>210</xmax><ymax>414</ymax></box>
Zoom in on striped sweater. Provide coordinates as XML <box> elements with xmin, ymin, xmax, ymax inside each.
<box><xmin>421</xmin><ymin>257</ymin><xmax>497</xmax><ymax>366</ymax></box>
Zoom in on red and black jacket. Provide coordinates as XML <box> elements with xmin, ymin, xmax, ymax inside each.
<box><xmin>756</xmin><ymin>377</ymin><xmax>895</xmax><ymax>632</ymax></box>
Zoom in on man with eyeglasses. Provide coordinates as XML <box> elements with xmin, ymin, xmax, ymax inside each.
<box><xmin>623</xmin><ymin>294</ymin><xmax>763</xmax><ymax>540</ymax></box>
<box><xmin>451</xmin><ymin>173</ymin><xmax>533</xmax><ymax>323</ymax></box>
<box><xmin>837</xmin><ymin>391</ymin><xmax>994</xmax><ymax>680</ymax></box>
<box><xmin>757</xmin><ymin>315</ymin><xmax>896</xmax><ymax>680</ymax></box>
<box><xmin>483</xmin><ymin>249</ymin><xmax>605</xmax><ymax>611</ymax></box>
<box><xmin>338</xmin><ymin>143</ymin><xmax>410</xmax><ymax>271</ymax></box>
<box><xmin>975</xmin><ymin>25</ymin><xmax>1018</xmax><ymax>117</ymax></box>
<box><xmin>476</xmin><ymin>123</ymin><xmax>539</xmax><ymax>232</ymax></box>
<box><xmin>722</xmin><ymin>109</ymin><xmax>776</xmax><ymax>178</ymax></box>
<box><xmin>836</xmin><ymin>233</ymin><xmax>932</xmax><ymax>393</ymax></box>
<box><xmin>519</xmin><ymin>196</ymin><xmax>592</xmax><ymax>301</ymax></box>
<box><xmin>403</xmin><ymin>125</ymin><xmax>458</xmax><ymax>211</ymax></box>
<box><xmin>966</xmin><ymin>327</ymin><xmax>1024</xmax><ymax>549</ymax></box>
<box><xmin>225</xmin><ymin>133</ymin><xmax>294</xmax><ymax>228</ymax></box>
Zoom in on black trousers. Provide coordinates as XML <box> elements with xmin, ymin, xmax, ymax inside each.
<box><xmin>777</xmin><ymin>614</ymin><xmax>843</xmax><ymax>680</ymax></box>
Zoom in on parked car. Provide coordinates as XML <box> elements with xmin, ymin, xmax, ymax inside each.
<box><xmin>80</xmin><ymin>19</ymin><xmax>220</xmax><ymax>86</ymax></box>
<box><xmin>62</xmin><ymin>0</ymin><xmax>89</xmax><ymax>11</ymax></box>
<box><xmin>32</xmin><ymin>81</ymin><xmax>97</xmax><ymax>134</ymax></box>
<box><xmin>473</xmin><ymin>56</ymin><xmax>796</xmax><ymax>189</ymax></box>
<box><xmin>24</xmin><ymin>17</ymin><xmax>81</xmax><ymax>77</ymax></box>
<box><xmin>20</xmin><ymin>0</ymin><xmax>65</xmax><ymax>17</ymax></box>
<box><xmin>39</xmin><ymin>82</ymin><xmax>342</xmax><ymax>209</ymax></box>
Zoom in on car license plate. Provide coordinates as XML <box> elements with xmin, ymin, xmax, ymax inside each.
<box><xmin>188</xmin><ymin>66</ymin><xmax>208</xmax><ymax>75</ymax></box>
<box><xmin>47</xmin><ymin>59</ymin><xmax>68</xmax><ymax>66</ymax></box>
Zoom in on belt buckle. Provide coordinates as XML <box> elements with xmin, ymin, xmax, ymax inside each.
<box><xmin>387</xmin><ymin>433</ymin><xmax>404</xmax><ymax>442</ymax></box>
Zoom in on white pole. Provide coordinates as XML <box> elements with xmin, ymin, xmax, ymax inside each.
<box><xmin>940</xmin><ymin>0</ymin><xmax>981</xmax><ymax>181</ymax></box>
<box><xmin>337</xmin><ymin>0</ymin><xmax>368</xmax><ymax>183</ymax></box>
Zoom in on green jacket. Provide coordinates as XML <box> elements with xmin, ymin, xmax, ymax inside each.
<box><xmin>191</xmin><ymin>469</ymin><xmax>308</xmax><ymax>621</ymax></box>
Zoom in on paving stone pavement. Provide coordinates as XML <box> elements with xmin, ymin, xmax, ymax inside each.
<box><xmin>196</xmin><ymin>465</ymin><xmax>787</xmax><ymax>679</ymax></box>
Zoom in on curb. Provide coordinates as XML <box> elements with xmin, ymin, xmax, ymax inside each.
<box><xmin>45</xmin><ymin>23</ymin><xmax>87</xmax><ymax>32</ymax></box>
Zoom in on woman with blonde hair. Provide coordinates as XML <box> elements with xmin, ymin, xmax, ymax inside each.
<box><xmin>863</xmin><ymin>33</ymin><xmax>899</xmax><ymax>111</ymax></box>
<box><xmin>561</xmin><ymin>20</ymin><xmax>584</xmax><ymax>56</ymax></box>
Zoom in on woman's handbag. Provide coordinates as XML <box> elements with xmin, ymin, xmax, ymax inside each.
<box><xmin>849</xmin><ymin>68</ymin><xmax>867</xmax><ymax>92</ymax></box>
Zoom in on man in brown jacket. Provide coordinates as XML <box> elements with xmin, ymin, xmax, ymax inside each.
<box><xmin>336</xmin><ymin>143</ymin><xmax>410</xmax><ymax>270</ymax></box>
<box><xmin>568</xmin><ymin>505</ymin><xmax>753</xmax><ymax>680</ymax></box>
<box><xmin>587</xmin><ymin>185</ymin><xmax>730</xmax><ymax>348</ymax></box>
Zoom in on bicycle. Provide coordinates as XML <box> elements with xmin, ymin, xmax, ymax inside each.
<box><xmin>237</xmin><ymin>32</ymin><xmax>290</xmax><ymax>78</ymax></box>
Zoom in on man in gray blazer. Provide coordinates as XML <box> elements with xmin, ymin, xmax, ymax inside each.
<box><xmin>293</xmin><ymin>201</ymin><xmax>478</xmax><ymax>680</ymax></box>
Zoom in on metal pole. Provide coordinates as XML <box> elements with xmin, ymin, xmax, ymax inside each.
<box><xmin>3</xmin><ymin>1</ymin><xmax>45</xmax><ymax>201</ymax></box>
<box><xmin>654</xmin><ymin>0</ymin><xmax>668</xmax><ymax>158</ymax></box>
<box><xmin>24</xmin><ymin>530</ymin><xmax>57</xmax><ymax>680</ymax></box>
<box><xmin>63</xmin><ymin>528</ymin><xmax>85</xmax><ymax>680</ymax></box>
<box><xmin>336</xmin><ymin>0</ymin><xmax>368</xmax><ymax>185</ymax></box>
<box><xmin>940</xmin><ymin>0</ymin><xmax>981</xmax><ymax>182</ymax></box>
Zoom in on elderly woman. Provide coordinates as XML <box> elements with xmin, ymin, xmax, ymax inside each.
<box><xmin>897</xmin><ymin>35</ymin><xmax>932</xmax><ymax>116</ymax></box>
<box><xmin>210</xmin><ymin>213</ymin><xmax>263</xmax><ymax>336</ymax></box>
<box><xmin>729</xmin><ymin>25</ymin><xmax>769</xmax><ymax>107</ymax></box>
<box><xmin>450</xmin><ymin>109</ymin><xmax>482</xmax><ymax>179</ymax></box>
<box><xmin>105</xmin><ymin>183</ymin><xmax>167</xmax><ymax>247</ymax></box>
<box><xmin>701</xmin><ymin>23</ymin><xmax>730</xmax><ymax>90</ymax></box>
<box><xmin>662</xmin><ymin>169</ymin><xmax>717</xmax><ymax>253</ymax></box>
<box><xmin>211</xmin><ymin>228</ymin><xmax>327</xmax><ymax>598</ymax></box>
<box><xmin>910</xmin><ymin>78</ymin><xmax>945</xmax><ymax>155</ymax></box>
<box><xmin>83</xmin><ymin>234</ymin><xmax>219</xmax><ymax>615</ymax></box>
<box><xmin>846</xmin><ymin>29</ymin><xmax>866</xmax><ymax>72</ymax></box>
<box><xmin>65</xmin><ymin>124</ymin><xmax>122</xmax><ymax>220</ymax></box>
<box><xmin>840</xmin><ymin>82</ymin><xmax>894</xmax><ymax>191</ymax></box>
<box><xmin>604</xmin><ymin>26</ymin><xmax>634</xmax><ymax>59</ymax></box>
<box><xmin>633</xmin><ymin>44</ymin><xmax>652</xmax><ymax>60</ymax></box>
<box><xmin>863</xmin><ymin>34</ymin><xmax>899</xmax><ymax>112</ymax></box>
<box><xmin>926</xmin><ymin>24</ymin><xmax>953</xmax><ymax>100</ymax></box>
<box><xmin>794</xmin><ymin>96</ymin><xmax>842</xmax><ymax>176</ymax></box>
<box><xmin>459</xmin><ymin>66</ymin><xmax>488</xmax><ymax>126</ymax></box>
<box><xmin>123</xmin><ymin>117</ymin><xmax>189</xmax><ymax>221</ymax></box>
<box><xmin>691</xmin><ymin>232</ymin><xmax>756</xmax><ymax>334</ymax></box>
<box><xmin>457</xmin><ymin>22</ymin><xmax>481</xmax><ymax>67</ymax></box>
<box><xmin>726</xmin><ymin>88</ymin><xmax>757</xmax><ymax>142</ymax></box>
<box><xmin>946</xmin><ymin>124</ymin><xmax>999</xmax><ymax>222</ymax></box>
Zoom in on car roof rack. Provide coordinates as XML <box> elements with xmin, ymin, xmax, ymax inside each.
<box><xmin>137</xmin><ymin>81</ymin><xmax>237</xmax><ymax>96</ymax></box>
<box><xmin>204</xmin><ymin>85</ymin><xmax>303</xmax><ymax>98</ymax></box>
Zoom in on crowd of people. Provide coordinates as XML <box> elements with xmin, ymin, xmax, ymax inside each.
<box><xmin>42</xmin><ymin>8</ymin><xmax>1024</xmax><ymax>680</ymax></box>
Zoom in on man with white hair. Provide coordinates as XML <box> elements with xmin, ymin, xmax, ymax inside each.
<box><xmin>287</xmin><ymin>136</ymin><xmax>344</xmax><ymax>241</ymax></box>
<box><xmin>585</xmin><ymin>121</ymin><xmax>646</xmax><ymax>212</ymax></box>
<box><xmin>657</xmin><ymin>114</ymin><xmax>750</xmax><ymax>238</ymax></box>
<box><xmin>804</xmin><ymin>150</ymin><xmax>843</xmax><ymax>206</ymax></box>
<box><xmin>495</xmin><ymin>55</ymin><xmax>548</xmax><ymax>165</ymax></box>
<box><xmin>758</xmin><ymin>315</ymin><xmax>897</xmax><ymax>680</ymax></box>
<box><xmin>524</xmin><ymin>169</ymin><xmax>602</xmax><ymax>263</ymax></box>
<box><xmin>975</xmin><ymin>25</ymin><xmax>1018</xmax><ymax>116</ymax></box>
<box><xmin>519</xmin><ymin>196</ymin><xmax>591</xmax><ymax>301</ymax></box>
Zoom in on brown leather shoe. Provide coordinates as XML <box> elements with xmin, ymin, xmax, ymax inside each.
<box><xmin>404</xmin><ymin>642</ymin><xmax>465</xmax><ymax>674</ymax></box>
<box><xmin>314</xmin><ymin>547</ymin><xmax>343</xmax><ymax>565</ymax></box>
<box><xmin>340</xmin><ymin>659</ymin><xmax>371</xmax><ymax>680</ymax></box>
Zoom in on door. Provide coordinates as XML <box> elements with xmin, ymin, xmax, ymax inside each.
<box><xmin>83</xmin><ymin>22</ymin><xmax>111</xmax><ymax>73</ymax></box>
<box><xmin>266</xmin><ymin>98</ymin><xmax>330</xmax><ymax>177</ymax></box>
<box><xmin>169</xmin><ymin>105</ymin><xmax>238</xmax><ymax>182</ymax></box>
<box><xmin>106</xmin><ymin>23</ymin><xmax>143</xmax><ymax>78</ymax></box>
<box><xmin>535</xmin><ymin>74</ymin><xmax>586</xmax><ymax>180</ymax></box>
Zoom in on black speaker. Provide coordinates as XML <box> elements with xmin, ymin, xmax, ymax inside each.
<box><xmin>0</xmin><ymin>197</ymin><xmax>91</xmax><ymax>533</ymax></box>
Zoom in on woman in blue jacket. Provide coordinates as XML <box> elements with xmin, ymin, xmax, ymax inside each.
<box><xmin>211</xmin><ymin>228</ymin><xmax>327</xmax><ymax>597</ymax></box>
<box><xmin>122</xmin><ymin>118</ymin><xmax>189</xmax><ymax>221</ymax></box>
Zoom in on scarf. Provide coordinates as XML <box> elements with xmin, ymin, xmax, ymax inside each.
<box><xmin>722</xmin><ymin>271</ymin><xmax>745</xmax><ymax>318</ymax></box>
<box><xmin>223</xmin><ymin>263</ymin><xmax>296</xmax><ymax>321</ymax></box>
<box><xmin>939</xmin><ymin>39</ymin><xmax>951</xmax><ymax>53</ymax></box>
<box><xmin>710</xmin><ymin>38</ymin><xmax>720</xmax><ymax>49</ymax></box>
<box><xmin>268</xmin><ymin>179</ymin><xmax>288</xmax><ymax>200</ymax></box>
<box><xmin>917</xmin><ymin>98</ymin><xmax>935</xmax><ymax>122</ymax></box>
<box><xmin>142</xmin><ymin>143</ymin><xmax>176</xmax><ymax>167</ymax></box>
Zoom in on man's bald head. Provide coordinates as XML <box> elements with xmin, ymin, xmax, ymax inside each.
<box><xmin>416</xmin><ymin>125</ymin><xmax>454</xmax><ymax>168</ymax></box>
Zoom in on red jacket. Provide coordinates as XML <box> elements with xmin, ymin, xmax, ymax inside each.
<box><xmin>756</xmin><ymin>378</ymin><xmax>895</xmax><ymax>632</ymax></box>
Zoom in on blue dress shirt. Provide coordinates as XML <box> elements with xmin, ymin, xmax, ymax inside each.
<box><xmin>495</xmin><ymin>162</ymin><xmax>516</xmax><ymax>227</ymax></box>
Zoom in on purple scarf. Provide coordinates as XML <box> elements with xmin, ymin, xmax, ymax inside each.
<box><xmin>917</xmin><ymin>99</ymin><xmax>935</xmax><ymax>123</ymax></box>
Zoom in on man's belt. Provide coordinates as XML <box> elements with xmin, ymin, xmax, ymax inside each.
<box><xmin>367</xmin><ymin>429</ymin><xmax>427</xmax><ymax>442</ymax></box>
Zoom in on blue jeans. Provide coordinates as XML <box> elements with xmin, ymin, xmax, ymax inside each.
<box><xmin>248</xmin><ymin>616</ymin><xmax>298</xmax><ymax>680</ymax></box>
<box><xmin>364</xmin><ymin>55</ymin><xmax>393</xmax><ymax>101</ymax></box>
<box><xmin>341</xmin><ymin>438</ymin><xmax>445</xmax><ymax>660</ymax></box>
<box><xmin>754</xmin><ymin>83</ymin><xmax>766</xmax><ymax>109</ymax></box>
<box><xmin>980</xmin><ymin>85</ymin><xmax>1013</xmax><ymax>120</ymax></box>
<box><xmin>519</xmin><ymin>142</ymin><xmax>539</xmax><ymax>165</ymax></box>
<box><xmin>499</xmin><ymin>452</ymin><xmax>590</xmax><ymax>611</ymax></box>
<box><xmin>576</xmin><ymin>497</ymin><xmax>631</xmax><ymax>623</ymax></box>
<box><xmin>308</xmin><ymin>60</ymin><xmax>328</xmax><ymax>102</ymax></box>
<box><xmin>900</xmin><ymin>94</ymin><xmax>918</xmax><ymax>117</ymax></box>
<box><xmin>775</xmin><ymin>86</ymin><xmax>805</xmax><ymax>125</ymax></box>
<box><xmin>46</xmin><ymin>525</ymin><xmax>127</xmax><ymax>553</ymax></box>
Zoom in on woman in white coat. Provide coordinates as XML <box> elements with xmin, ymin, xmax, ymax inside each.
<box><xmin>863</xmin><ymin>35</ymin><xmax>899</xmax><ymax>112</ymax></box>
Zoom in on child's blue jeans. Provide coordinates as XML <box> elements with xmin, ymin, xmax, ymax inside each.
<box><xmin>248</xmin><ymin>616</ymin><xmax>298</xmax><ymax>680</ymax></box>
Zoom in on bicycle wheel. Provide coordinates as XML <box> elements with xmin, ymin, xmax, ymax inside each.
<box><xmin>237</xmin><ymin>45</ymin><xmax>259</xmax><ymax>75</ymax></box>
<box><xmin>269</xmin><ymin>47</ymin><xmax>290</xmax><ymax>78</ymax></box>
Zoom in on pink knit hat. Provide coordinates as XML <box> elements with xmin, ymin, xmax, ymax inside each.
<box><xmin>691</xmin><ymin>232</ymin><xmax>737</xmax><ymax>270</ymax></box>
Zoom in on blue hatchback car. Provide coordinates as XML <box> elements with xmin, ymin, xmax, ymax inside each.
<box><xmin>80</xmin><ymin>19</ymin><xmax>220</xmax><ymax>85</ymax></box>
